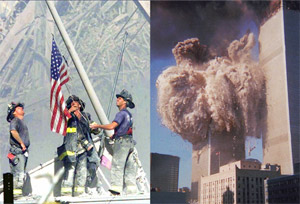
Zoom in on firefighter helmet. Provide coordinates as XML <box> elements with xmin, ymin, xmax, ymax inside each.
<box><xmin>7</xmin><ymin>102</ymin><xmax>24</xmax><ymax>122</ymax></box>
<box><xmin>116</xmin><ymin>89</ymin><xmax>135</xmax><ymax>109</ymax></box>
<box><xmin>66</xmin><ymin>95</ymin><xmax>85</xmax><ymax>111</ymax></box>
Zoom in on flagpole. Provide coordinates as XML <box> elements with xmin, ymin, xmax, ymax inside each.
<box><xmin>208</xmin><ymin>128</ymin><xmax>211</xmax><ymax>175</ymax></box>
<box><xmin>219</xmin><ymin>152</ymin><xmax>221</xmax><ymax>171</ymax></box>
<box><xmin>45</xmin><ymin>0</ymin><xmax>113</xmax><ymax>137</ymax></box>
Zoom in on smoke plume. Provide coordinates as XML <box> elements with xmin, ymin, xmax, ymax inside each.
<box><xmin>156</xmin><ymin>33</ymin><xmax>265</xmax><ymax>144</ymax></box>
<box><xmin>151</xmin><ymin>1</ymin><xmax>284</xmax><ymax>59</ymax></box>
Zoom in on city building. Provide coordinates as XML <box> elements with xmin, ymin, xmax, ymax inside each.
<box><xmin>200</xmin><ymin>160</ymin><xmax>281</xmax><ymax>204</ymax></box>
<box><xmin>265</xmin><ymin>174</ymin><xmax>300</xmax><ymax>204</ymax></box>
<box><xmin>151</xmin><ymin>153</ymin><xmax>180</xmax><ymax>192</ymax></box>
<box><xmin>260</xmin><ymin>0</ymin><xmax>300</xmax><ymax>176</ymax></box>
<box><xmin>191</xmin><ymin>131</ymin><xmax>245</xmax><ymax>201</ymax></box>
<box><xmin>192</xmin><ymin>1</ymin><xmax>299</xmax><ymax>201</ymax></box>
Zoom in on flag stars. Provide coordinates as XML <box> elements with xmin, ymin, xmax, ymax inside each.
<box><xmin>51</xmin><ymin>39</ymin><xmax>66</xmax><ymax>81</ymax></box>
<box><xmin>50</xmin><ymin>39</ymin><xmax>70</xmax><ymax>135</ymax></box>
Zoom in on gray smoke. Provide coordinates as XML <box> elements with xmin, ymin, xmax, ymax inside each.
<box><xmin>151</xmin><ymin>1</ymin><xmax>284</xmax><ymax>59</ymax></box>
<box><xmin>156</xmin><ymin>33</ymin><xmax>265</xmax><ymax>145</ymax></box>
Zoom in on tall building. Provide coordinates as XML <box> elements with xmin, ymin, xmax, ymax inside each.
<box><xmin>265</xmin><ymin>174</ymin><xmax>300</xmax><ymax>204</ymax></box>
<box><xmin>151</xmin><ymin>153</ymin><xmax>180</xmax><ymax>192</ymax></box>
<box><xmin>191</xmin><ymin>131</ymin><xmax>245</xmax><ymax>201</ymax></box>
<box><xmin>191</xmin><ymin>1</ymin><xmax>299</xmax><ymax>201</ymax></box>
<box><xmin>259</xmin><ymin>1</ymin><xmax>300</xmax><ymax>175</ymax></box>
<box><xmin>200</xmin><ymin>160</ymin><xmax>281</xmax><ymax>204</ymax></box>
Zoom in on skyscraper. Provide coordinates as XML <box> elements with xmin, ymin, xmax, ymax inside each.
<box><xmin>191</xmin><ymin>1</ymin><xmax>299</xmax><ymax>201</ymax></box>
<box><xmin>260</xmin><ymin>1</ymin><xmax>299</xmax><ymax>175</ymax></box>
<box><xmin>191</xmin><ymin>131</ymin><xmax>245</xmax><ymax>201</ymax></box>
<box><xmin>151</xmin><ymin>153</ymin><xmax>180</xmax><ymax>192</ymax></box>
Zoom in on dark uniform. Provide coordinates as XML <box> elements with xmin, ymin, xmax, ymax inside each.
<box><xmin>6</xmin><ymin>102</ymin><xmax>30</xmax><ymax>197</ymax></box>
<box><xmin>58</xmin><ymin>96</ymin><xmax>100</xmax><ymax>196</ymax></box>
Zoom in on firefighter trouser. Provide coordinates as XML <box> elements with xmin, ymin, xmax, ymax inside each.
<box><xmin>86</xmin><ymin>150</ymin><xmax>100</xmax><ymax>188</ymax></box>
<box><xmin>61</xmin><ymin>152</ymin><xmax>87</xmax><ymax>196</ymax></box>
<box><xmin>110</xmin><ymin>137</ymin><xmax>137</xmax><ymax>194</ymax></box>
<box><xmin>9</xmin><ymin>153</ymin><xmax>27</xmax><ymax>196</ymax></box>
<box><xmin>86</xmin><ymin>162</ymin><xmax>97</xmax><ymax>188</ymax></box>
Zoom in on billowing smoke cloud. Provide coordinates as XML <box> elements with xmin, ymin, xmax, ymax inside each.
<box><xmin>151</xmin><ymin>1</ymin><xmax>282</xmax><ymax>59</ymax></box>
<box><xmin>156</xmin><ymin>33</ymin><xmax>265</xmax><ymax>144</ymax></box>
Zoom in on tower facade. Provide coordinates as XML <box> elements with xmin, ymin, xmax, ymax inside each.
<box><xmin>191</xmin><ymin>131</ymin><xmax>245</xmax><ymax>201</ymax></box>
<box><xmin>200</xmin><ymin>160</ymin><xmax>281</xmax><ymax>204</ymax></box>
<box><xmin>151</xmin><ymin>153</ymin><xmax>180</xmax><ymax>192</ymax></box>
<box><xmin>259</xmin><ymin>3</ymin><xmax>299</xmax><ymax>175</ymax></box>
<box><xmin>192</xmin><ymin>2</ymin><xmax>300</xmax><ymax>202</ymax></box>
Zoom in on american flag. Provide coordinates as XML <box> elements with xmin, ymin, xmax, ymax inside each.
<box><xmin>50</xmin><ymin>39</ymin><xmax>71</xmax><ymax>136</ymax></box>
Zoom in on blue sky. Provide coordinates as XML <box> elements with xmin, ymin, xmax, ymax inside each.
<box><xmin>151</xmin><ymin>58</ymin><xmax>193</xmax><ymax>188</ymax></box>
<box><xmin>150</xmin><ymin>35</ymin><xmax>263</xmax><ymax>189</ymax></box>
<box><xmin>150</xmin><ymin>2</ymin><xmax>263</xmax><ymax>189</ymax></box>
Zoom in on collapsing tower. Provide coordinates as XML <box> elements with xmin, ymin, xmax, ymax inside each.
<box><xmin>156</xmin><ymin>1</ymin><xmax>299</xmax><ymax>202</ymax></box>
<box><xmin>191</xmin><ymin>131</ymin><xmax>245</xmax><ymax>200</ymax></box>
<box><xmin>157</xmin><ymin>31</ymin><xmax>266</xmax><ymax>201</ymax></box>
<box><xmin>192</xmin><ymin>1</ymin><xmax>300</xmax><ymax>201</ymax></box>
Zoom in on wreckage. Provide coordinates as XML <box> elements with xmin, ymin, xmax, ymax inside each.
<box><xmin>0</xmin><ymin>1</ymin><xmax>150</xmax><ymax>203</ymax></box>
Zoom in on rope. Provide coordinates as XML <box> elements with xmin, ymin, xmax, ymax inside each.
<box><xmin>106</xmin><ymin>32</ymin><xmax>128</xmax><ymax>119</ymax></box>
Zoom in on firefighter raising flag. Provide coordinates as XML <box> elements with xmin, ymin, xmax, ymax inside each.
<box><xmin>50</xmin><ymin>38</ymin><xmax>71</xmax><ymax>136</ymax></box>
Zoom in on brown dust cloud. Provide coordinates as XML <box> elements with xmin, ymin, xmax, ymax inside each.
<box><xmin>156</xmin><ymin>33</ymin><xmax>265</xmax><ymax>145</ymax></box>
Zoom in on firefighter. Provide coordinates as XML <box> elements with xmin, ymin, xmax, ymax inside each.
<box><xmin>6</xmin><ymin>102</ymin><xmax>30</xmax><ymax>198</ymax></box>
<box><xmin>58</xmin><ymin>95</ymin><xmax>100</xmax><ymax>197</ymax></box>
<box><xmin>86</xmin><ymin>124</ymin><xmax>102</xmax><ymax>196</ymax></box>
<box><xmin>90</xmin><ymin>89</ymin><xmax>137</xmax><ymax>195</ymax></box>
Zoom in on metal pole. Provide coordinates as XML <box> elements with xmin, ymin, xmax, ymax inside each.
<box><xmin>45</xmin><ymin>0</ymin><xmax>113</xmax><ymax>137</ymax></box>
<box><xmin>37</xmin><ymin>168</ymin><xmax>64</xmax><ymax>204</ymax></box>
<box><xmin>133</xmin><ymin>0</ymin><xmax>150</xmax><ymax>23</ymax></box>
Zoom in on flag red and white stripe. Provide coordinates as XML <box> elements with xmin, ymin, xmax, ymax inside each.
<box><xmin>50</xmin><ymin>39</ymin><xmax>71</xmax><ymax>136</ymax></box>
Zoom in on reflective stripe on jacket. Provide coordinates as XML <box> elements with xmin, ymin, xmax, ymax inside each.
<box><xmin>60</xmin><ymin>112</ymin><xmax>93</xmax><ymax>163</ymax></box>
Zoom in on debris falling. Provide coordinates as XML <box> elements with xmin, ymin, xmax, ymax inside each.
<box><xmin>156</xmin><ymin>33</ymin><xmax>265</xmax><ymax>144</ymax></box>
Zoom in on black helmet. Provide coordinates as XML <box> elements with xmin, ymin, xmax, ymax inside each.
<box><xmin>116</xmin><ymin>89</ymin><xmax>135</xmax><ymax>109</ymax></box>
<box><xmin>66</xmin><ymin>95</ymin><xmax>85</xmax><ymax>111</ymax></box>
<box><xmin>7</xmin><ymin>102</ymin><xmax>24</xmax><ymax>122</ymax></box>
